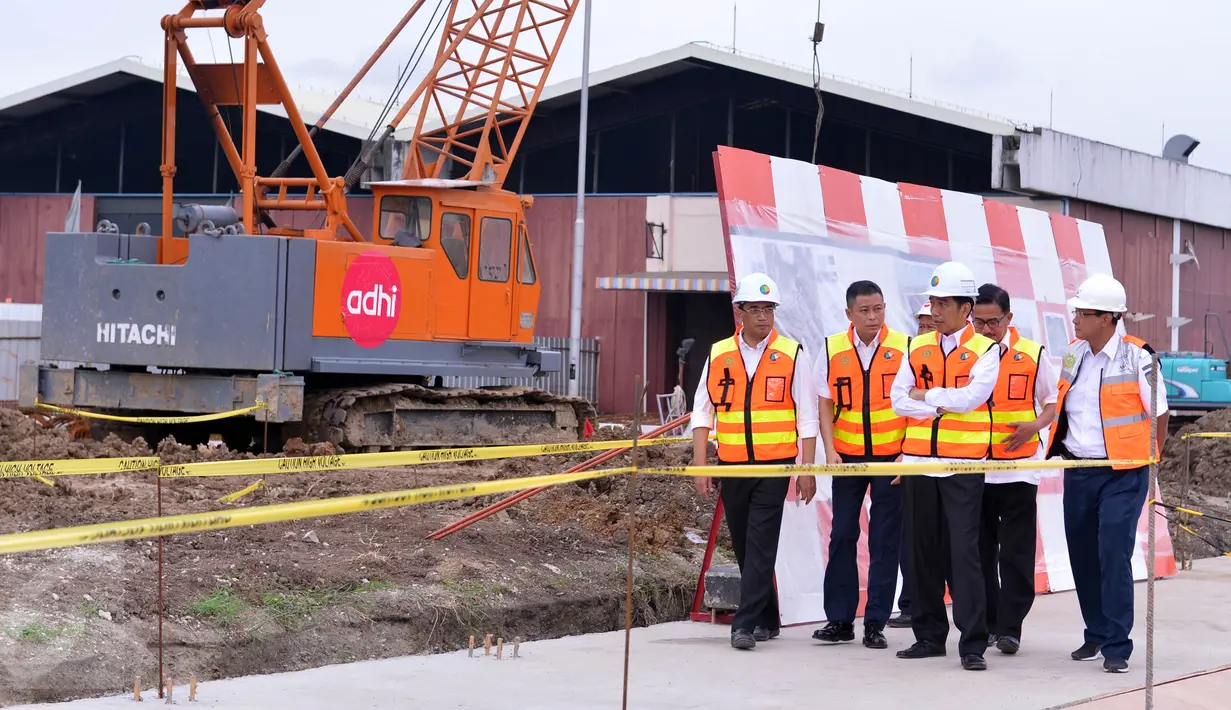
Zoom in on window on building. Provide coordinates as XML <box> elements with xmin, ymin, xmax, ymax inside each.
<box><xmin>379</xmin><ymin>195</ymin><xmax>432</xmax><ymax>246</ymax></box>
<box><xmin>478</xmin><ymin>217</ymin><xmax>513</xmax><ymax>283</ymax></box>
<box><xmin>517</xmin><ymin>225</ymin><xmax>537</xmax><ymax>285</ymax></box>
<box><xmin>440</xmin><ymin>212</ymin><xmax>471</xmax><ymax>279</ymax></box>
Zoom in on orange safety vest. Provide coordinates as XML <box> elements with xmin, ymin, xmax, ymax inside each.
<box><xmin>825</xmin><ymin>324</ymin><xmax>909</xmax><ymax>457</ymax></box>
<box><xmin>902</xmin><ymin>323</ymin><xmax>996</xmax><ymax>459</ymax></box>
<box><xmin>1046</xmin><ymin>336</ymin><xmax>1154</xmax><ymax>470</ymax></box>
<box><xmin>706</xmin><ymin>327</ymin><xmax>801</xmax><ymax>463</ymax></box>
<box><xmin>989</xmin><ymin>327</ymin><xmax>1045</xmax><ymax>460</ymax></box>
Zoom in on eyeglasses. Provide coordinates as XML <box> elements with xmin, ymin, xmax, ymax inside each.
<box><xmin>1074</xmin><ymin>310</ymin><xmax>1105</xmax><ymax>319</ymax></box>
<box><xmin>741</xmin><ymin>305</ymin><xmax>776</xmax><ymax>316</ymax></box>
<box><xmin>972</xmin><ymin>317</ymin><xmax>1005</xmax><ymax>329</ymax></box>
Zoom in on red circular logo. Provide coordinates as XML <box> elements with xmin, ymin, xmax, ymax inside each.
<box><xmin>340</xmin><ymin>251</ymin><xmax>401</xmax><ymax>348</ymax></box>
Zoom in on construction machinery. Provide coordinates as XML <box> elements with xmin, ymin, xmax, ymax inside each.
<box><xmin>19</xmin><ymin>0</ymin><xmax>596</xmax><ymax>451</ymax></box>
<box><xmin>1159</xmin><ymin>313</ymin><xmax>1231</xmax><ymax>424</ymax></box>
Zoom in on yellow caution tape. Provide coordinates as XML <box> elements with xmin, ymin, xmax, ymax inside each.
<box><xmin>0</xmin><ymin>457</ymin><xmax>159</xmax><ymax>479</ymax></box>
<box><xmin>34</xmin><ymin>398</ymin><xmax>266</xmax><ymax>425</ymax></box>
<box><xmin>641</xmin><ymin>458</ymin><xmax>1154</xmax><ymax>478</ymax></box>
<box><xmin>216</xmin><ymin>479</ymin><xmax>266</xmax><ymax>504</ymax></box>
<box><xmin>158</xmin><ymin>436</ymin><xmax>686</xmax><ymax>478</ymax></box>
<box><xmin>32</xmin><ymin>476</ymin><xmax>56</xmax><ymax>487</ymax></box>
<box><xmin>1181</xmin><ymin>432</ymin><xmax>1231</xmax><ymax>440</ymax></box>
<box><xmin>0</xmin><ymin>467</ymin><xmax>631</xmax><ymax>555</ymax></box>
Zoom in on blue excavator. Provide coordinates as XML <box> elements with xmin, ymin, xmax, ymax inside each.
<box><xmin>1158</xmin><ymin>313</ymin><xmax>1231</xmax><ymax>427</ymax></box>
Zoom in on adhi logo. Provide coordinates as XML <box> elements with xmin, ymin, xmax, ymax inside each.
<box><xmin>340</xmin><ymin>251</ymin><xmax>402</xmax><ymax>348</ymax></box>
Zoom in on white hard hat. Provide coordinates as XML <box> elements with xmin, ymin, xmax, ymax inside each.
<box><xmin>916</xmin><ymin>300</ymin><xmax>932</xmax><ymax>317</ymax></box>
<box><xmin>924</xmin><ymin>261</ymin><xmax>978</xmax><ymax>298</ymax></box>
<box><xmin>732</xmin><ymin>272</ymin><xmax>781</xmax><ymax>305</ymax></box>
<box><xmin>1069</xmin><ymin>273</ymin><xmax>1127</xmax><ymax>313</ymax></box>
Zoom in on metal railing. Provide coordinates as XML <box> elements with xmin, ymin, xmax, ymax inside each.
<box><xmin>442</xmin><ymin>336</ymin><xmax>601</xmax><ymax>405</ymax></box>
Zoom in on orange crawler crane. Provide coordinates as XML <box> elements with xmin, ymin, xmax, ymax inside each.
<box><xmin>20</xmin><ymin>0</ymin><xmax>595</xmax><ymax>450</ymax></box>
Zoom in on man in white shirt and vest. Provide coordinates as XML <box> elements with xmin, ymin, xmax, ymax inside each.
<box><xmin>888</xmin><ymin>299</ymin><xmax>942</xmax><ymax>630</ymax></box>
<box><xmin>1046</xmin><ymin>273</ymin><xmax>1168</xmax><ymax>674</ymax></box>
<box><xmin>812</xmin><ymin>280</ymin><xmax>910</xmax><ymax>650</ymax></box>
<box><xmin>890</xmin><ymin>261</ymin><xmax>999</xmax><ymax>671</ymax></box>
<box><xmin>690</xmin><ymin>272</ymin><xmax>819</xmax><ymax>651</ymax></box>
<box><xmin>973</xmin><ymin>283</ymin><xmax>1057</xmax><ymax>656</ymax></box>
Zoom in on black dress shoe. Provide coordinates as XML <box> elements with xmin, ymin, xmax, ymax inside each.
<box><xmin>962</xmin><ymin>653</ymin><xmax>987</xmax><ymax>671</ymax></box>
<box><xmin>753</xmin><ymin>626</ymin><xmax>780</xmax><ymax>642</ymax></box>
<box><xmin>887</xmin><ymin>612</ymin><xmax>912</xmax><ymax>629</ymax></box>
<box><xmin>731</xmin><ymin>629</ymin><xmax>756</xmax><ymax>650</ymax></box>
<box><xmin>996</xmin><ymin>635</ymin><xmax>1020</xmax><ymax>655</ymax></box>
<box><xmin>896</xmin><ymin>640</ymin><xmax>946</xmax><ymax>659</ymax></box>
<box><xmin>987</xmin><ymin>633</ymin><xmax>999</xmax><ymax>648</ymax></box>
<box><xmin>862</xmin><ymin>624</ymin><xmax>887</xmax><ymax>649</ymax></box>
<box><xmin>812</xmin><ymin>621</ymin><xmax>855</xmax><ymax>643</ymax></box>
<box><xmin>1071</xmin><ymin>642</ymin><xmax>1101</xmax><ymax>661</ymax></box>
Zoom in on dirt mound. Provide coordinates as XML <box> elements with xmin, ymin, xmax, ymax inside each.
<box><xmin>1160</xmin><ymin>408</ymin><xmax>1231</xmax><ymax>498</ymax></box>
<box><xmin>0</xmin><ymin>408</ymin><xmax>153</xmax><ymax>461</ymax></box>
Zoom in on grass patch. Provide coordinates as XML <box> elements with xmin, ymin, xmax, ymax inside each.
<box><xmin>490</xmin><ymin>582</ymin><xmax>513</xmax><ymax>595</ymax></box>
<box><xmin>260</xmin><ymin>587</ymin><xmax>343</xmax><ymax>629</ymax></box>
<box><xmin>545</xmin><ymin>576</ymin><xmax>570</xmax><ymax>588</ymax></box>
<box><xmin>5</xmin><ymin>620</ymin><xmax>84</xmax><ymax>644</ymax></box>
<box><xmin>442</xmin><ymin>578</ymin><xmax>487</xmax><ymax>601</ymax></box>
<box><xmin>352</xmin><ymin>581</ymin><xmax>396</xmax><ymax>593</ymax></box>
<box><xmin>79</xmin><ymin>601</ymin><xmax>104</xmax><ymax>617</ymax></box>
<box><xmin>187</xmin><ymin>589</ymin><xmax>247</xmax><ymax>620</ymax></box>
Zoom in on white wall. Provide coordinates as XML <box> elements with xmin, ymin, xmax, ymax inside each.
<box><xmin>644</xmin><ymin>196</ymin><xmax>727</xmax><ymax>273</ymax></box>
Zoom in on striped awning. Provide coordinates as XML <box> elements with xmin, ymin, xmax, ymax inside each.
<box><xmin>596</xmin><ymin>272</ymin><xmax>730</xmax><ymax>292</ymax></box>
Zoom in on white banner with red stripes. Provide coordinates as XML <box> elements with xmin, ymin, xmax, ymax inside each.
<box><xmin>712</xmin><ymin>145</ymin><xmax>1176</xmax><ymax>627</ymax></box>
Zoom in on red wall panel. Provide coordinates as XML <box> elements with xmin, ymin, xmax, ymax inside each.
<box><xmin>0</xmin><ymin>195</ymin><xmax>95</xmax><ymax>303</ymax></box>
<box><xmin>1070</xmin><ymin>200</ymin><xmax>1231</xmax><ymax>355</ymax></box>
<box><xmin>526</xmin><ymin>196</ymin><xmax>648</xmax><ymax>414</ymax></box>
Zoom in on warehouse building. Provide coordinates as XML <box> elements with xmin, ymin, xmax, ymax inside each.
<box><xmin>2</xmin><ymin>41</ymin><xmax>1229</xmax><ymax>413</ymax></box>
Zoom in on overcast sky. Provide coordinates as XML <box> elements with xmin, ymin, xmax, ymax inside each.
<box><xmin>3</xmin><ymin>0</ymin><xmax>1227</xmax><ymax>173</ymax></box>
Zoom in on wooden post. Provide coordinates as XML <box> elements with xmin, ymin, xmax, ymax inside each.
<box><xmin>468</xmin><ymin>635</ymin><xmax>476</xmax><ymax>657</ymax></box>
<box><xmin>497</xmin><ymin>637</ymin><xmax>504</xmax><ymax>660</ymax></box>
<box><xmin>513</xmin><ymin>636</ymin><xmax>521</xmax><ymax>659</ymax></box>
<box><xmin>134</xmin><ymin>676</ymin><xmax>142</xmax><ymax>701</ymax></box>
<box><xmin>189</xmin><ymin>674</ymin><xmax>197</xmax><ymax>701</ymax></box>
<box><xmin>484</xmin><ymin>633</ymin><xmax>493</xmax><ymax>656</ymax></box>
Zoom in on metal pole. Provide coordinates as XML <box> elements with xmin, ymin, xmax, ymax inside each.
<box><xmin>1145</xmin><ymin>352</ymin><xmax>1160</xmax><ymax>710</ymax></box>
<box><xmin>566</xmin><ymin>0</ymin><xmax>593</xmax><ymax>398</ymax></box>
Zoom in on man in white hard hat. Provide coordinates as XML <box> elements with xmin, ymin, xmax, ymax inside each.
<box><xmin>1046</xmin><ymin>272</ymin><xmax>1168</xmax><ymax>674</ymax></box>
<box><xmin>890</xmin><ymin>260</ymin><xmax>999</xmax><ymax>671</ymax></box>
<box><xmin>915</xmin><ymin>300</ymin><xmax>937</xmax><ymax>336</ymax></box>
<box><xmin>888</xmin><ymin>296</ymin><xmax>936</xmax><ymax>631</ymax></box>
<box><xmin>691</xmin><ymin>271</ymin><xmax>819</xmax><ymax>650</ymax></box>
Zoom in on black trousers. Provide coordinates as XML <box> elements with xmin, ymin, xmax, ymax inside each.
<box><xmin>980</xmin><ymin>482</ymin><xmax>1039</xmax><ymax>640</ymax></box>
<box><xmin>719</xmin><ymin>459</ymin><xmax>793</xmax><ymax>634</ymax></box>
<box><xmin>905</xmin><ymin>472</ymin><xmax>988</xmax><ymax>657</ymax></box>
<box><xmin>824</xmin><ymin>454</ymin><xmax>901</xmax><ymax>626</ymax></box>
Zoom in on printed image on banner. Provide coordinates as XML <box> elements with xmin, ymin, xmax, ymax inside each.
<box><xmin>341</xmin><ymin>250</ymin><xmax>402</xmax><ymax>348</ymax></box>
<box><xmin>711</xmin><ymin>145</ymin><xmax>1175</xmax><ymax>627</ymax></box>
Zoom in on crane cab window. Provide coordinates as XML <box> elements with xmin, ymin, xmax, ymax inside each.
<box><xmin>440</xmin><ymin>213</ymin><xmax>471</xmax><ymax>279</ymax></box>
<box><xmin>517</xmin><ymin>226</ymin><xmax>536</xmax><ymax>285</ymax></box>
<box><xmin>478</xmin><ymin>217</ymin><xmax>513</xmax><ymax>283</ymax></box>
<box><xmin>379</xmin><ymin>196</ymin><xmax>432</xmax><ymax>247</ymax></box>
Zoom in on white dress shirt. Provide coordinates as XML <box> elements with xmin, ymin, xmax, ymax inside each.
<box><xmin>812</xmin><ymin>329</ymin><xmax>881</xmax><ymax>400</ymax></box>
<box><xmin>1060</xmin><ymin>334</ymin><xmax>1169</xmax><ymax>459</ymax></box>
<box><xmin>986</xmin><ymin>331</ymin><xmax>1059</xmax><ymax>486</ymax></box>
<box><xmin>889</xmin><ymin>328</ymin><xmax>1000</xmax><ymax>478</ymax></box>
<box><xmin>691</xmin><ymin>332</ymin><xmax>820</xmax><ymax>440</ymax></box>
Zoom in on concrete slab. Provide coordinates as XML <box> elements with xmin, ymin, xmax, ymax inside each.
<box><xmin>13</xmin><ymin>558</ymin><xmax>1231</xmax><ymax>710</ymax></box>
<box><xmin>1064</xmin><ymin>666</ymin><xmax>1231</xmax><ymax>709</ymax></box>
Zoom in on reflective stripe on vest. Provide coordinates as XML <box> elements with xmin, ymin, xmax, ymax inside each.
<box><xmin>705</xmin><ymin>328</ymin><xmax>800</xmax><ymax>463</ymax></box>
<box><xmin>825</xmin><ymin>324</ymin><xmax>909</xmax><ymax>457</ymax></box>
<box><xmin>1046</xmin><ymin>337</ymin><xmax>1153</xmax><ymax>470</ymax></box>
<box><xmin>990</xmin><ymin>328</ymin><xmax>1044</xmax><ymax>460</ymax></box>
<box><xmin>902</xmin><ymin>324</ymin><xmax>996</xmax><ymax>459</ymax></box>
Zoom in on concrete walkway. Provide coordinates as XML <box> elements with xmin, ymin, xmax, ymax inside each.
<box><xmin>15</xmin><ymin>558</ymin><xmax>1231</xmax><ymax>710</ymax></box>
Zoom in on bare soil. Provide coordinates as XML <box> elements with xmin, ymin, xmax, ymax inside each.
<box><xmin>0</xmin><ymin>409</ymin><xmax>720</xmax><ymax>706</ymax></box>
<box><xmin>1158</xmin><ymin>408</ymin><xmax>1231</xmax><ymax>563</ymax></box>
